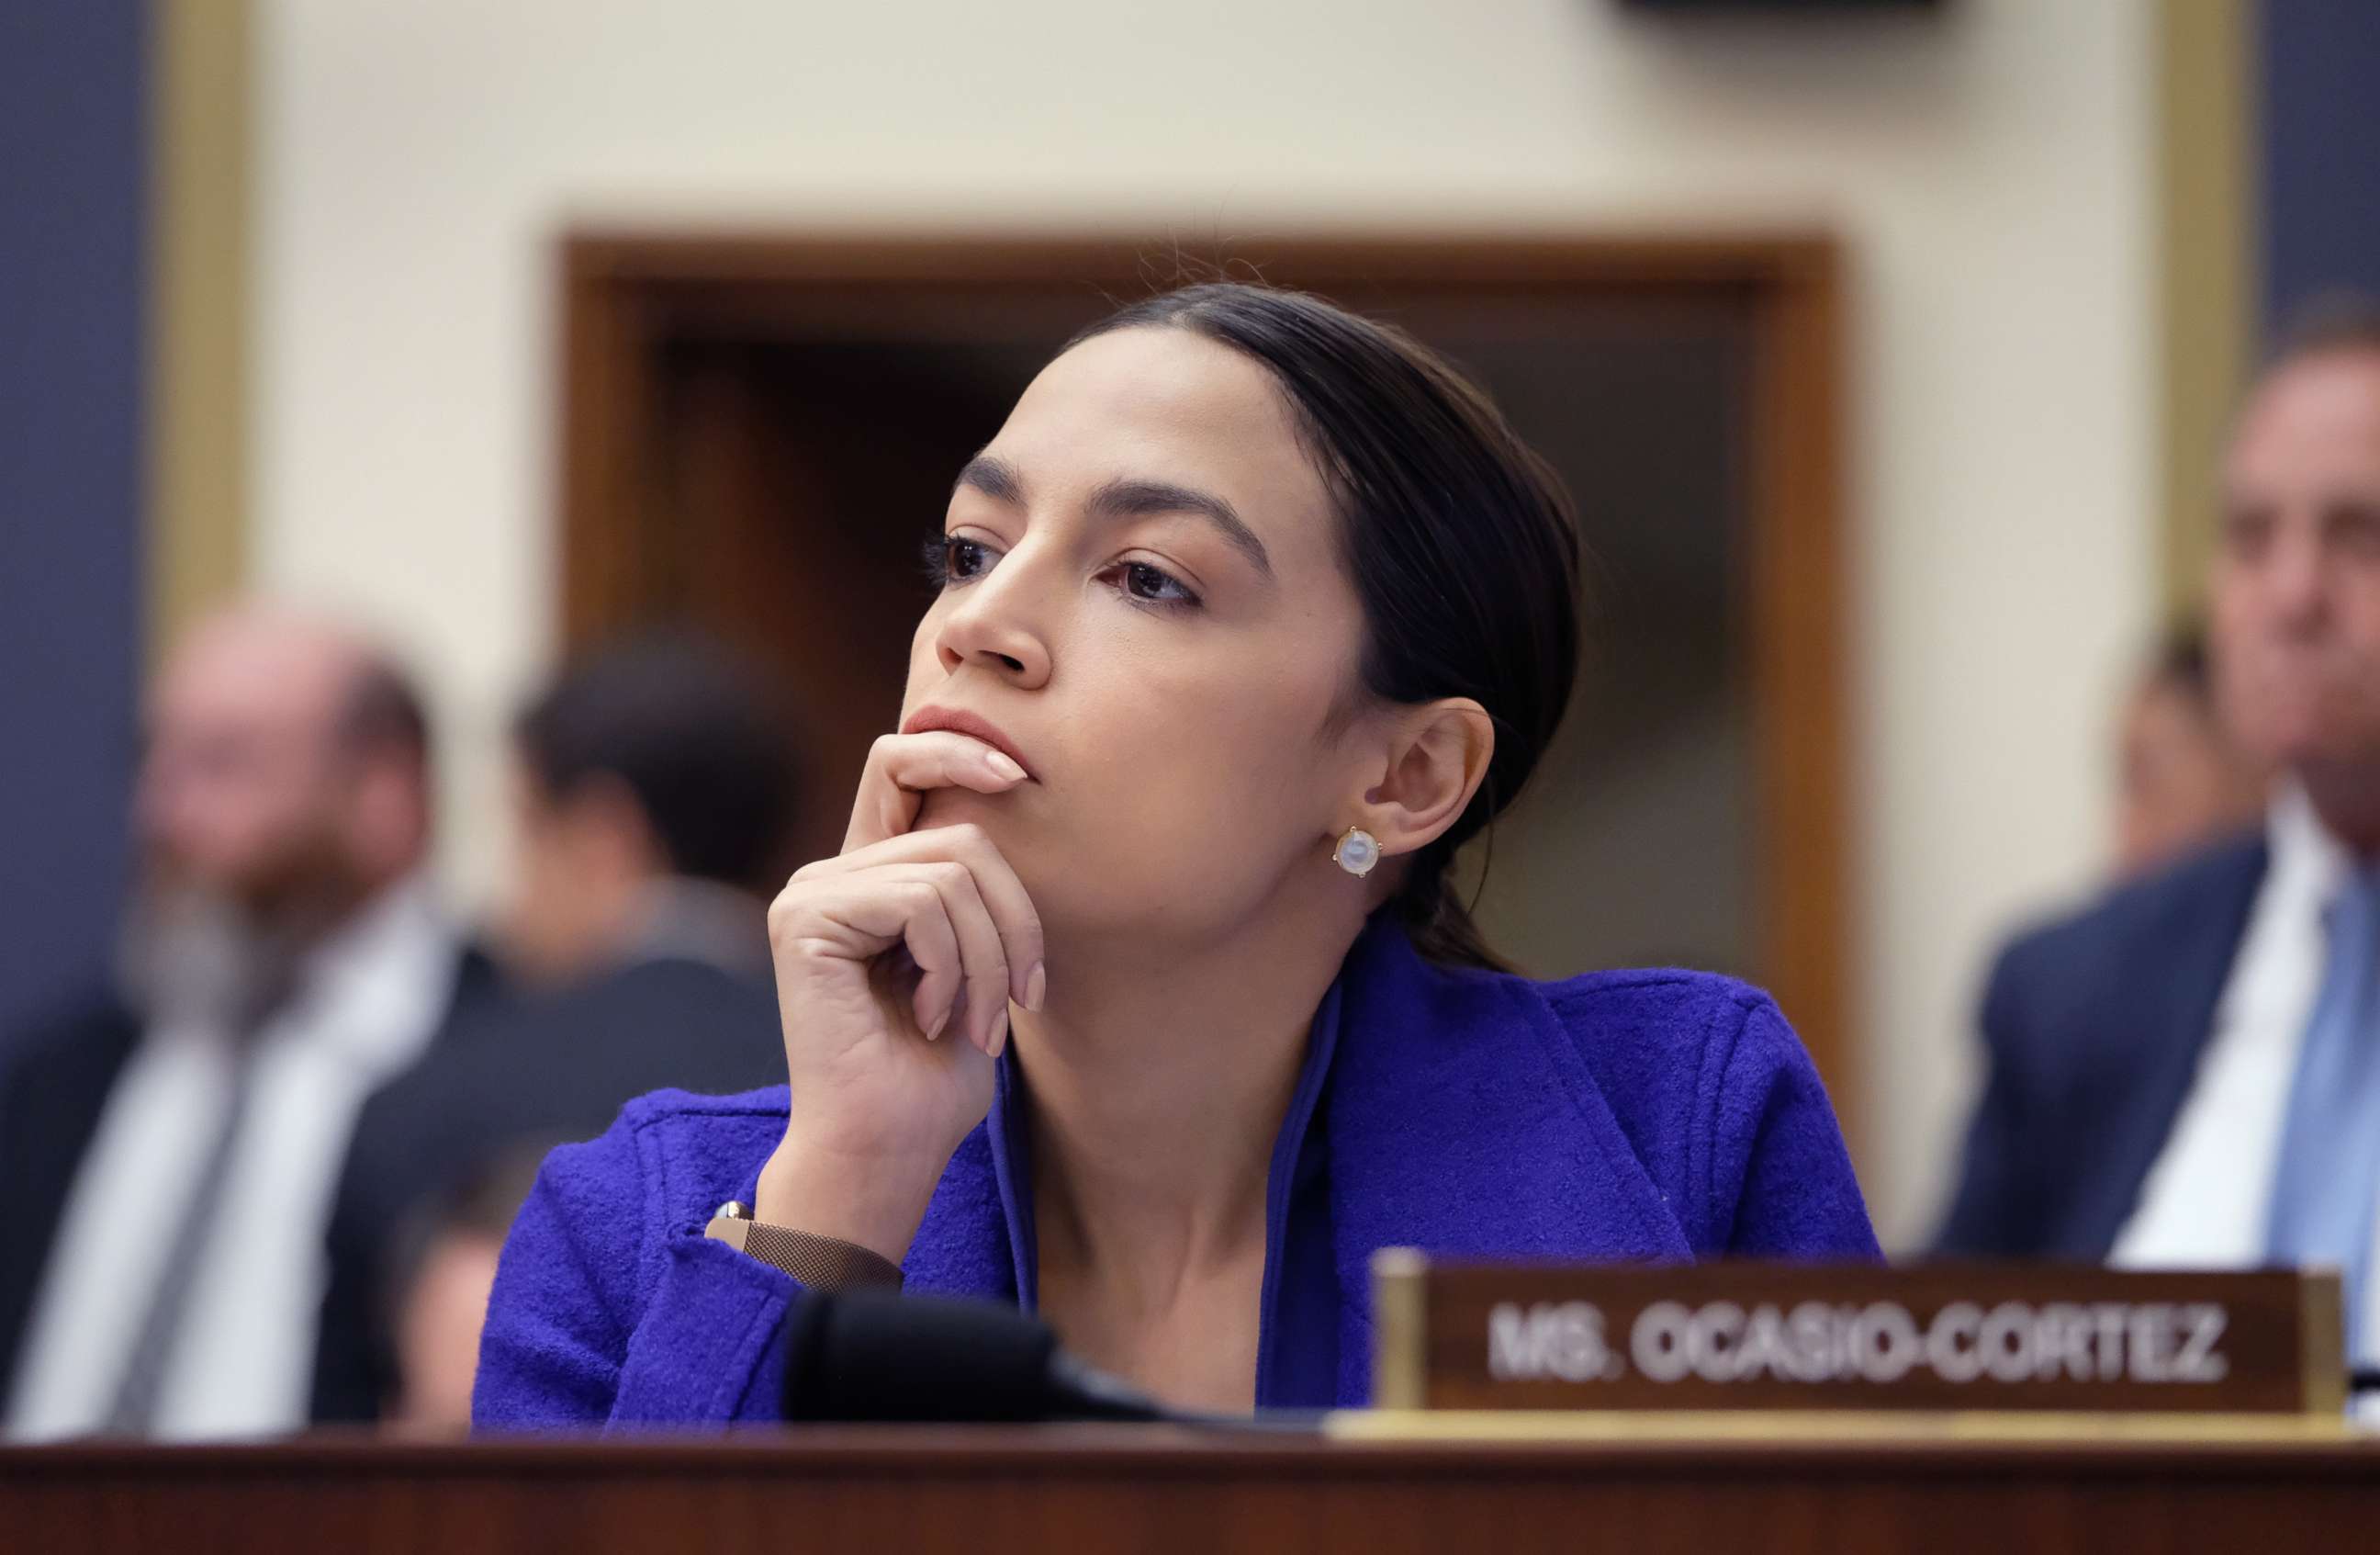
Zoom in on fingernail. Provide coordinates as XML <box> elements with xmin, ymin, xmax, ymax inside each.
<box><xmin>990</xmin><ymin>1011</ymin><xmax>1010</xmax><ymax>1058</ymax></box>
<box><xmin>985</xmin><ymin>750</ymin><xmax>1026</xmax><ymax>783</ymax></box>
<box><xmin>1024</xmin><ymin>962</ymin><xmax>1046</xmax><ymax>1011</ymax></box>
<box><xmin>926</xmin><ymin>1008</ymin><xmax>949</xmax><ymax>1042</ymax></box>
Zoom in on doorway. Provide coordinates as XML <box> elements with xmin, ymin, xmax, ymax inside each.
<box><xmin>554</xmin><ymin>231</ymin><xmax>1853</xmax><ymax>1123</ymax></box>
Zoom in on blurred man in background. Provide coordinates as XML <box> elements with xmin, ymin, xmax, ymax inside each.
<box><xmin>2113</xmin><ymin>622</ymin><xmax>2268</xmax><ymax>879</ymax></box>
<box><xmin>0</xmin><ymin>607</ymin><xmax>491</xmax><ymax>1439</ymax></box>
<box><xmin>312</xmin><ymin>632</ymin><xmax>801</xmax><ymax>1422</ymax></box>
<box><xmin>1938</xmin><ymin>305</ymin><xmax>2380</xmax><ymax>1358</ymax></box>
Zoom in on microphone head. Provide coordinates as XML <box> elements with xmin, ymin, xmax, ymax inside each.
<box><xmin>783</xmin><ymin>1289</ymin><xmax>1063</xmax><ymax>1423</ymax></box>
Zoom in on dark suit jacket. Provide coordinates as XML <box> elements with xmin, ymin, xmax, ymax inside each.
<box><xmin>309</xmin><ymin>954</ymin><xmax>785</xmax><ymax>1422</ymax></box>
<box><xmin>0</xmin><ymin>991</ymin><xmax>141</xmax><ymax>1410</ymax></box>
<box><xmin>0</xmin><ymin>948</ymin><xmax>500</xmax><ymax>1414</ymax></box>
<box><xmin>1934</xmin><ymin>831</ymin><xmax>2271</xmax><ymax>1258</ymax></box>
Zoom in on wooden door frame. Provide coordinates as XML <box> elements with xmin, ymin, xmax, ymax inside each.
<box><xmin>553</xmin><ymin>229</ymin><xmax>1856</xmax><ymax>1140</ymax></box>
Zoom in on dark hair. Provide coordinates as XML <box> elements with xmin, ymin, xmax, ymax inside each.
<box><xmin>514</xmin><ymin>632</ymin><xmax>803</xmax><ymax>893</ymax></box>
<box><xmin>1070</xmin><ymin>284</ymin><xmax>1583</xmax><ymax>972</ymax></box>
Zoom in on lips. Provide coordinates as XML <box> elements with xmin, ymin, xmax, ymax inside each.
<box><xmin>900</xmin><ymin>706</ymin><xmax>1037</xmax><ymax>781</ymax></box>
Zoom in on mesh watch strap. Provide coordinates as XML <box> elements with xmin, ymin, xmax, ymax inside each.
<box><xmin>704</xmin><ymin>1202</ymin><xmax>904</xmax><ymax>1290</ymax></box>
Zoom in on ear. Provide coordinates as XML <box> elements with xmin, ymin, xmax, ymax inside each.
<box><xmin>344</xmin><ymin>757</ymin><xmax>430</xmax><ymax>880</ymax></box>
<box><xmin>1355</xmin><ymin>698</ymin><xmax>1494</xmax><ymax>862</ymax></box>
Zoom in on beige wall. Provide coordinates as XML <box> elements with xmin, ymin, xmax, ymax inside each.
<box><xmin>251</xmin><ymin>0</ymin><xmax>2159</xmax><ymax>1245</ymax></box>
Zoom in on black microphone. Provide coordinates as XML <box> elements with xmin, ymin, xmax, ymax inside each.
<box><xmin>781</xmin><ymin>1288</ymin><xmax>1172</xmax><ymax>1424</ymax></box>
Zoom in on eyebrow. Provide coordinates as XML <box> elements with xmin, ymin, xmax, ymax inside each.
<box><xmin>954</xmin><ymin>454</ymin><xmax>1274</xmax><ymax>580</ymax></box>
<box><xmin>956</xmin><ymin>454</ymin><xmax>1027</xmax><ymax>507</ymax></box>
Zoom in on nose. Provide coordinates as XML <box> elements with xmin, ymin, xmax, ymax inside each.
<box><xmin>933</xmin><ymin>558</ymin><xmax>1053</xmax><ymax>689</ymax></box>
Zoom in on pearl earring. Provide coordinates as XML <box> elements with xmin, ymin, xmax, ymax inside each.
<box><xmin>1333</xmin><ymin>827</ymin><xmax>1381</xmax><ymax>878</ymax></box>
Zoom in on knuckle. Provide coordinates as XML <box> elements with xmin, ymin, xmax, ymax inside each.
<box><xmin>766</xmin><ymin>894</ymin><xmax>808</xmax><ymax>947</ymax></box>
<box><xmin>908</xmin><ymin>884</ymin><xmax>955</xmax><ymax>930</ymax></box>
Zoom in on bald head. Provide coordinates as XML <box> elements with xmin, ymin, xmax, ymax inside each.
<box><xmin>137</xmin><ymin>607</ymin><xmax>433</xmax><ymax>927</ymax></box>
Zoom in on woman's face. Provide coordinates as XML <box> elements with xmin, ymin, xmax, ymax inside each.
<box><xmin>901</xmin><ymin>325</ymin><xmax>1376</xmax><ymax>947</ymax></box>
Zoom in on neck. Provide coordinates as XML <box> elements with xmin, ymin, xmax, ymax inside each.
<box><xmin>2300</xmin><ymin>761</ymin><xmax>2380</xmax><ymax>861</ymax></box>
<box><xmin>1014</xmin><ymin>895</ymin><xmax>1364</xmax><ymax>1308</ymax></box>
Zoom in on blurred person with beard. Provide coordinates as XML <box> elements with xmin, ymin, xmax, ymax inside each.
<box><xmin>2113</xmin><ymin>622</ymin><xmax>2269</xmax><ymax>880</ymax></box>
<box><xmin>0</xmin><ymin>609</ymin><xmax>492</xmax><ymax>1439</ymax></box>
<box><xmin>1939</xmin><ymin>301</ymin><xmax>2380</xmax><ymax>1362</ymax></box>
<box><xmin>310</xmin><ymin>633</ymin><xmax>800</xmax><ymax>1422</ymax></box>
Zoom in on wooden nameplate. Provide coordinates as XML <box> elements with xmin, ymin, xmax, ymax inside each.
<box><xmin>1369</xmin><ymin>1251</ymin><xmax>2346</xmax><ymax>1416</ymax></box>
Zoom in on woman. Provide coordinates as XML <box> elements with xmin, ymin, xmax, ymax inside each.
<box><xmin>476</xmin><ymin>283</ymin><xmax>1877</xmax><ymax>1426</ymax></box>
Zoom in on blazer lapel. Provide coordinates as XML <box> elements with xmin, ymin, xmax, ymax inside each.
<box><xmin>1321</xmin><ymin>920</ymin><xmax>1692</xmax><ymax>1401</ymax></box>
<box><xmin>2073</xmin><ymin>837</ymin><xmax>2272</xmax><ymax>1255</ymax></box>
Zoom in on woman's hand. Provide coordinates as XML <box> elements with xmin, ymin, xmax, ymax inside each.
<box><xmin>753</xmin><ymin>731</ymin><xmax>1043</xmax><ymax>1265</ymax></box>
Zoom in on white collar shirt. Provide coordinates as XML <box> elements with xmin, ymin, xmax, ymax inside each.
<box><xmin>6</xmin><ymin>875</ymin><xmax>462</xmax><ymax>1440</ymax></box>
<box><xmin>2110</xmin><ymin>785</ymin><xmax>2380</xmax><ymax>1358</ymax></box>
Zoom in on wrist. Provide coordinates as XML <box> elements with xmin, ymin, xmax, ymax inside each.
<box><xmin>754</xmin><ymin>1130</ymin><xmax>948</xmax><ymax>1268</ymax></box>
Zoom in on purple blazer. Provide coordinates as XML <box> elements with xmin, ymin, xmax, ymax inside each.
<box><xmin>475</xmin><ymin>918</ymin><xmax>1878</xmax><ymax>1428</ymax></box>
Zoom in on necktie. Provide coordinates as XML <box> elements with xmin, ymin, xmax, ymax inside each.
<box><xmin>2265</xmin><ymin>866</ymin><xmax>2380</xmax><ymax>1358</ymax></box>
<box><xmin>100</xmin><ymin>1039</ymin><xmax>264</xmax><ymax>1434</ymax></box>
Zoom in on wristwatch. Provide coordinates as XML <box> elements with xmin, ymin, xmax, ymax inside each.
<box><xmin>703</xmin><ymin>1200</ymin><xmax>905</xmax><ymax>1290</ymax></box>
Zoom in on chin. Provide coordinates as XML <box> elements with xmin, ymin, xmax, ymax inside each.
<box><xmin>2239</xmin><ymin>691</ymin><xmax>2327</xmax><ymax>760</ymax></box>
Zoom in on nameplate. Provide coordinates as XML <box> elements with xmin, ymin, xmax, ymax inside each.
<box><xmin>1369</xmin><ymin>1252</ymin><xmax>2345</xmax><ymax>1415</ymax></box>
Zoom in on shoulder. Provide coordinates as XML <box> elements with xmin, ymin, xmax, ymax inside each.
<box><xmin>1534</xmin><ymin>965</ymin><xmax>1803</xmax><ymax>1121</ymax></box>
<box><xmin>554</xmin><ymin>956</ymin><xmax>772</xmax><ymax>1013</ymax></box>
<box><xmin>550</xmin><ymin>1084</ymin><xmax>791</xmax><ymax>1227</ymax></box>
<box><xmin>513</xmin><ymin>961</ymin><xmax>780</xmax><ymax>1081</ymax></box>
<box><xmin>497</xmin><ymin>1084</ymin><xmax>786</xmax><ymax>1331</ymax></box>
<box><xmin>0</xmin><ymin>985</ymin><xmax>136</xmax><ymax>1091</ymax></box>
<box><xmin>370</xmin><ymin>963</ymin><xmax>779</xmax><ymax>1146</ymax></box>
<box><xmin>1992</xmin><ymin>830</ymin><xmax>2267</xmax><ymax>988</ymax></box>
<box><xmin>1529</xmin><ymin>965</ymin><xmax>1869</xmax><ymax>1257</ymax></box>
<box><xmin>1342</xmin><ymin>922</ymin><xmax>1831</xmax><ymax>1193</ymax></box>
<box><xmin>1529</xmin><ymin>965</ymin><xmax>1832</xmax><ymax>1175</ymax></box>
<box><xmin>1976</xmin><ymin>831</ymin><xmax>2267</xmax><ymax>1071</ymax></box>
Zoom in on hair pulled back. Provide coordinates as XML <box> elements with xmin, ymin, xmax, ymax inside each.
<box><xmin>1071</xmin><ymin>284</ymin><xmax>1583</xmax><ymax>971</ymax></box>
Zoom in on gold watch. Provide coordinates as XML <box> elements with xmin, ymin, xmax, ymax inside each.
<box><xmin>703</xmin><ymin>1201</ymin><xmax>905</xmax><ymax>1290</ymax></box>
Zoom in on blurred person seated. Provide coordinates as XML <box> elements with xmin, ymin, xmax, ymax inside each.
<box><xmin>2114</xmin><ymin>621</ymin><xmax>2268</xmax><ymax>879</ymax></box>
<box><xmin>378</xmin><ymin>1148</ymin><xmax>551</xmax><ymax>1437</ymax></box>
<box><xmin>311</xmin><ymin>632</ymin><xmax>801</xmax><ymax>1422</ymax></box>
<box><xmin>0</xmin><ymin>607</ymin><xmax>493</xmax><ymax>1440</ymax></box>
<box><xmin>1937</xmin><ymin>303</ymin><xmax>2380</xmax><ymax>1360</ymax></box>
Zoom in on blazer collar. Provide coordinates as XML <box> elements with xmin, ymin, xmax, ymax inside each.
<box><xmin>896</xmin><ymin>916</ymin><xmax>1692</xmax><ymax>1404</ymax></box>
<box><xmin>1319</xmin><ymin>917</ymin><xmax>1690</xmax><ymax>1400</ymax></box>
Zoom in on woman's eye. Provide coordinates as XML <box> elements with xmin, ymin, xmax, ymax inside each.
<box><xmin>921</xmin><ymin>534</ymin><xmax>997</xmax><ymax>587</ymax></box>
<box><xmin>949</xmin><ymin>538</ymin><xmax>994</xmax><ymax>579</ymax></box>
<box><xmin>1113</xmin><ymin>560</ymin><xmax>1199</xmax><ymax>607</ymax></box>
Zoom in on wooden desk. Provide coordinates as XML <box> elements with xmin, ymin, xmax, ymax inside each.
<box><xmin>6</xmin><ymin>1418</ymin><xmax>2377</xmax><ymax>1554</ymax></box>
